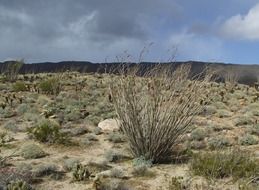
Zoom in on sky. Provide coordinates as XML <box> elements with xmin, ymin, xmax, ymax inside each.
<box><xmin>0</xmin><ymin>0</ymin><xmax>259</xmax><ymax>64</ymax></box>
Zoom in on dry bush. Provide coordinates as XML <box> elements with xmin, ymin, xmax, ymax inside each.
<box><xmin>222</xmin><ymin>66</ymin><xmax>240</xmax><ymax>90</ymax></box>
<box><xmin>109</xmin><ymin>64</ymin><xmax>212</xmax><ymax>163</ymax></box>
<box><xmin>1</xmin><ymin>60</ymin><xmax>24</xmax><ymax>82</ymax></box>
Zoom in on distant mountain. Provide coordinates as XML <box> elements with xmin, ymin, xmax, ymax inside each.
<box><xmin>0</xmin><ymin>61</ymin><xmax>259</xmax><ymax>85</ymax></box>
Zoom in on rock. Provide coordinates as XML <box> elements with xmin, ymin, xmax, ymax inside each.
<box><xmin>98</xmin><ymin>119</ymin><xmax>120</xmax><ymax>132</ymax></box>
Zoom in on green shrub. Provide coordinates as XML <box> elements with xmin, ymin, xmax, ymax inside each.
<box><xmin>190</xmin><ymin>128</ymin><xmax>206</xmax><ymax>141</ymax></box>
<box><xmin>191</xmin><ymin>150</ymin><xmax>259</xmax><ymax>179</ymax></box>
<box><xmin>64</xmin><ymin>110</ymin><xmax>82</xmax><ymax>122</ymax></box>
<box><xmin>202</xmin><ymin>105</ymin><xmax>217</xmax><ymax>115</ymax></box>
<box><xmin>27</xmin><ymin>119</ymin><xmax>69</xmax><ymax>144</ymax></box>
<box><xmin>208</xmin><ymin>136</ymin><xmax>230</xmax><ymax>150</ymax></box>
<box><xmin>104</xmin><ymin>150</ymin><xmax>130</xmax><ymax>163</ymax></box>
<box><xmin>4</xmin><ymin>121</ymin><xmax>19</xmax><ymax>132</ymax></box>
<box><xmin>239</xmin><ymin>135</ymin><xmax>258</xmax><ymax>146</ymax></box>
<box><xmin>12</xmin><ymin>81</ymin><xmax>27</xmax><ymax>92</ymax></box>
<box><xmin>23</xmin><ymin>113</ymin><xmax>41</xmax><ymax>122</ymax></box>
<box><xmin>38</xmin><ymin>77</ymin><xmax>61</xmax><ymax>95</ymax></box>
<box><xmin>108</xmin><ymin>132</ymin><xmax>125</xmax><ymax>143</ymax></box>
<box><xmin>216</xmin><ymin>109</ymin><xmax>233</xmax><ymax>118</ymax></box>
<box><xmin>234</xmin><ymin>115</ymin><xmax>254</xmax><ymax>126</ymax></box>
<box><xmin>2</xmin><ymin>107</ymin><xmax>15</xmax><ymax>118</ymax></box>
<box><xmin>93</xmin><ymin>127</ymin><xmax>102</xmax><ymax>135</ymax></box>
<box><xmin>85</xmin><ymin>134</ymin><xmax>98</xmax><ymax>141</ymax></box>
<box><xmin>33</xmin><ymin>163</ymin><xmax>58</xmax><ymax>177</ymax></box>
<box><xmin>6</xmin><ymin>179</ymin><xmax>32</xmax><ymax>190</ymax></box>
<box><xmin>16</xmin><ymin>104</ymin><xmax>30</xmax><ymax>115</ymax></box>
<box><xmin>209</xmin><ymin>123</ymin><xmax>233</xmax><ymax>132</ymax></box>
<box><xmin>213</xmin><ymin>101</ymin><xmax>228</xmax><ymax>109</ymax></box>
<box><xmin>19</xmin><ymin>144</ymin><xmax>47</xmax><ymax>159</ymax></box>
<box><xmin>247</xmin><ymin>124</ymin><xmax>259</xmax><ymax>136</ymax></box>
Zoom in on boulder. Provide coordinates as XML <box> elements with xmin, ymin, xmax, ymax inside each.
<box><xmin>98</xmin><ymin>119</ymin><xmax>120</xmax><ymax>132</ymax></box>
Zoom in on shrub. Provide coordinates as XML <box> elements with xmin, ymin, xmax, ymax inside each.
<box><xmin>38</xmin><ymin>77</ymin><xmax>61</xmax><ymax>95</ymax></box>
<box><xmin>108</xmin><ymin>132</ymin><xmax>125</xmax><ymax>143</ymax></box>
<box><xmin>202</xmin><ymin>105</ymin><xmax>217</xmax><ymax>115</ymax></box>
<box><xmin>0</xmin><ymin>167</ymin><xmax>32</xmax><ymax>189</ymax></box>
<box><xmin>3</xmin><ymin>121</ymin><xmax>18</xmax><ymax>132</ymax></box>
<box><xmin>62</xmin><ymin>158</ymin><xmax>80</xmax><ymax>172</ymax></box>
<box><xmin>12</xmin><ymin>82</ymin><xmax>27</xmax><ymax>92</ymax></box>
<box><xmin>132</xmin><ymin>156</ymin><xmax>152</xmax><ymax>177</ymax></box>
<box><xmin>109</xmin><ymin>64</ymin><xmax>212</xmax><ymax>163</ymax></box>
<box><xmin>0</xmin><ymin>132</ymin><xmax>9</xmax><ymax>147</ymax></box>
<box><xmin>33</xmin><ymin>163</ymin><xmax>58</xmax><ymax>177</ymax></box>
<box><xmin>2</xmin><ymin>60</ymin><xmax>24</xmax><ymax>82</ymax></box>
<box><xmin>209</xmin><ymin>123</ymin><xmax>233</xmax><ymax>132</ymax></box>
<box><xmin>27</xmin><ymin>119</ymin><xmax>69</xmax><ymax>144</ymax></box>
<box><xmin>208</xmin><ymin>136</ymin><xmax>230</xmax><ymax>150</ymax></box>
<box><xmin>190</xmin><ymin>128</ymin><xmax>207</xmax><ymax>141</ymax></box>
<box><xmin>234</xmin><ymin>115</ymin><xmax>254</xmax><ymax>126</ymax></box>
<box><xmin>110</xmin><ymin>167</ymin><xmax>125</xmax><ymax>178</ymax></box>
<box><xmin>191</xmin><ymin>150</ymin><xmax>259</xmax><ymax>179</ymax></box>
<box><xmin>189</xmin><ymin>140</ymin><xmax>206</xmax><ymax>150</ymax></box>
<box><xmin>93</xmin><ymin>127</ymin><xmax>102</xmax><ymax>135</ymax></box>
<box><xmin>239</xmin><ymin>135</ymin><xmax>258</xmax><ymax>146</ymax></box>
<box><xmin>104</xmin><ymin>150</ymin><xmax>130</xmax><ymax>163</ymax></box>
<box><xmin>72</xmin><ymin>163</ymin><xmax>90</xmax><ymax>181</ymax></box>
<box><xmin>6</xmin><ymin>179</ymin><xmax>33</xmax><ymax>190</ymax></box>
<box><xmin>2</xmin><ymin>107</ymin><xmax>15</xmax><ymax>118</ymax></box>
<box><xmin>19</xmin><ymin>144</ymin><xmax>46</xmax><ymax>159</ymax></box>
<box><xmin>167</xmin><ymin>177</ymin><xmax>184</xmax><ymax>190</ymax></box>
<box><xmin>247</xmin><ymin>124</ymin><xmax>259</xmax><ymax>136</ymax></box>
<box><xmin>216</xmin><ymin>109</ymin><xmax>233</xmax><ymax>118</ymax></box>
<box><xmin>85</xmin><ymin>134</ymin><xmax>98</xmax><ymax>141</ymax></box>
<box><xmin>64</xmin><ymin>110</ymin><xmax>82</xmax><ymax>122</ymax></box>
<box><xmin>16</xmin><ymin>104</ymin><xmax>30</xmax><ymax>115</ymax></box>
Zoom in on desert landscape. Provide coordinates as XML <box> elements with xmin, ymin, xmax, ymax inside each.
<box><xmin>0</xmin><ymin>61</ymin><xmax>258</xmax><ymax>190</ymax></box>
<box><xmin>1</xmin><ymin>1</ymin><xmax>259</xmax><ymax>189</ymax></box>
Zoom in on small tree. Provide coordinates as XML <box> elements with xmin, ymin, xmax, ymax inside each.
<box><xmin>109</xmin><ymin>64</ymin><xmax>212</xmax><ymax>163</ymax></box>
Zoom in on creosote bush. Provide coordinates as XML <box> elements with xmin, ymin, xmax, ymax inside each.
<box><xmin>191</xmin><ymin>149</ymin><xmax>259</xmax><ymax>179</ymax></box>
<box><xmin>27</xmin><ymin>119</ymin><xmax>69</xmax><ymax>144</ymax></box>
<box><xmin>38</xmin><ymin>77</ymin><xmax>61</xmax><ymax>95</ymax></box>
<box><xmin>110</xmin><ymin>64</ymin><xmax>212</xmax><ymax>163</ymax></box>
<box><xmin>12</xmin><ymin>81</ymin><xmax>27</xmax><ymax>92</ymax></box>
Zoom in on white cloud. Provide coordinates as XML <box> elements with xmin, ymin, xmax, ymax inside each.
<box><xmin>168</xmin><ymin>31</ymin><xmax>223</xmax><ymax>62</ymax></box>
<box><xmin>221</xmin><ymin>3</ymin><xmax>259</xmax><ymax>40</ymax></box>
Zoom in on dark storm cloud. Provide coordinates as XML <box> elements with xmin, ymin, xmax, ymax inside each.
<box><xmin>1</xmin><ymin>0</ymin><xmax>259</xmax><ymax>63</ymax></box>
<box><xmin>0</xmin><ymin>0</ymin><xmax>182</xmax><ymax>62</ymax></box>
<box><xmin>0</xmin><ymin>0</ymin><xmax>180</xmax><ymax>41</ymax></box>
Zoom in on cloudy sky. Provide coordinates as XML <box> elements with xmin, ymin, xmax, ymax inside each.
<box><xmin>0</xmin><ymin>0</ymin><xmax>259</xmax><ymax>64</ymax></box>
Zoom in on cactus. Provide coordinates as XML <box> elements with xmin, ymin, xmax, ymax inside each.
<box><xmin>72</xmin><ymin>163</ymin><xmax>91</xmax><ymax>181</ymax></box>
